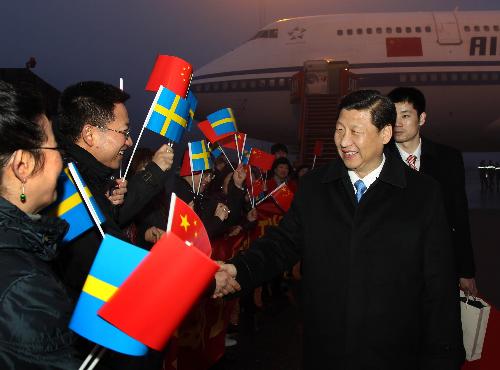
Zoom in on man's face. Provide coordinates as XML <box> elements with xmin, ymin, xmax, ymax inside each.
<box><xmin>334</xmin><ymin>108</ymin><xmax>392</xmax><ymax>178</ymax></box>
<box><xmin>92</xmin><ymin>103</ymin><xmax>133</xmax><ymax>169</ymax></box>
<box><xmin>393</xmin><ymin>101</ymin><xmax>425</xmax><ymax>144</ymax></box>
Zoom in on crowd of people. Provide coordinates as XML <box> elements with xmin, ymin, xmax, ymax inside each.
<box><xmin>0</xmin><ymin>81</ymin><xmax>475</xmax><ymax>370</ymax></box>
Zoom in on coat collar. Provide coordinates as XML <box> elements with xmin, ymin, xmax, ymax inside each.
<box><xmin>321</xmin><ymin>152</ymin><xmax>407</xmax><ymax>189</ymax></box>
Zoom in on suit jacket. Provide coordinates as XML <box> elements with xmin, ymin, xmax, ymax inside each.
<box><xmin>388</xmin><ymin>138</ymin><xmax>475</xmax><ymax>278</ymax></box>
<box><xmin>230</xmin><ymin>153</ymin><xmax>464</xmax><ymax>370</ymax></box>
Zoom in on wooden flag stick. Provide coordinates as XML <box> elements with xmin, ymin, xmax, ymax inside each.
<box><xmin>79</xmin><ymin>345</ymin><xmax>100</xmax><ymax>370</ymax></box>
<box><xmin>255</xmin><ymin>182</ymin><xmax>286</xmax><ymax>207</ymax></box>
<box><xmin>196</xmin><ymin>170</ymin><xmax>204</xmax><ymax>195</ymax></box>
<box><xmin>68</xmin><ymin>163</ymin><xmax>105</xmax><ymax>239</ymax></box>
<box><xmin>234</xmin><ymin>134</ymin><xmax>241</xmax><ymax>164</ymax></box>
<box><xmin>87</xmin><ymin>347</ymin><xmax>107</xmax><ymax>370</ymax></box>
<box><xmin>123</xmin><ymin>86</ymin><xmax>164</xmax><ymax>179</ymax></box>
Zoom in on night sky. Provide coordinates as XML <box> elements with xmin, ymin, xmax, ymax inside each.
<box><xmin>2</xmin><ymin>0</ymin><xmax>499</xmax><ymax>139</ymax></box>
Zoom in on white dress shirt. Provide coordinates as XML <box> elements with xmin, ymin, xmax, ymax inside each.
<box><xmin>348</xmin><ymin>154</ymin><xmax>386</xmax><ymax>196</ymax></box>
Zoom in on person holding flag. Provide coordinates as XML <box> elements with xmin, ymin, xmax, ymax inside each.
<box><xmin>54</xmin><ymin>81</ymin><xmax>175</xmax><ymax>370</ymax></box>
<box><xmin>0</xmin><ymin>82</ymin><xmax>82</xmax><ymax>369</ymax></box>
<box><xmin>216</xmin><ymin>90</ymin><xmax>465</xmax><ymax>370</ymax></box>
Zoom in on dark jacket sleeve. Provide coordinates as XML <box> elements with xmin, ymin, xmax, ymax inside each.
<box><xmin>0</xmin><ymin>272</ymin><xmax>81</xmax><ymax>370</ymax></box>
<box><xmin>225</xmin><ymin>181</ymin><xmax>246</xmax><ymax>227</ymax></box>
<box><xmin>228</xmin><ymin>182</ymin><xmax>304</xmax><ymax>292</ymax></box>
<box><xmin>449</xmin><ymin>151</ymin><xmax>475</xmax><ymax>278</ymax></box>
<box><xmin>420</xmin><ymin>185</ymin><xmax>465</xmax><ymax>369</ymax></box>
<box><xmin>115</xmin><ymin>162</ymin><xmax>172</xmax><ymax>226</ymax></box>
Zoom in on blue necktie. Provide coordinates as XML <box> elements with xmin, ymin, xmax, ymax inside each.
<box><xmin>354</xmin><ymin>180</ymin><xmax>367</xmax><ymax>203</ymax></box>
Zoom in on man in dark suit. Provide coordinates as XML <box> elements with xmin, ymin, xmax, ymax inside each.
<box><xmin>387</xmin><ymin>87</ymin><xmax>477</xmax><ymax>296</ymax></box>
<box><xmin>215</xmin><ymin>90</ymin><xmax>464</xmax><ymax>369</ymax></box>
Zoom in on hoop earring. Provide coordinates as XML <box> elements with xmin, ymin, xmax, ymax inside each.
<box><xmin>20</xmin><ymin>181</ymin><xmax>26</xmax><ymax>203</ymax></box>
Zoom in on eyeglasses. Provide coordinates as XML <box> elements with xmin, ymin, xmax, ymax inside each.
<box><xmin>94</xmin><ymin>125</ymin><xmax>131</xmax><ymax>140</ymax></box>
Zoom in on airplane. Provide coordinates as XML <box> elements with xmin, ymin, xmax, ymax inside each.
<box><xmin>191</xmin><ymin>10</ymin><xmax>500</xmax><ymax>152</ymax></box>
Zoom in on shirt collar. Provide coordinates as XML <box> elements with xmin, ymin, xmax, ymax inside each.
<box><xmin>395</xmin><ymin>138</ymin><xmax>422</xmax><ymax>162</ymax></box>
<box><xmin>348</xmin><ymin>153</ymin><xmax>386</xmax><ymax>190</ymax></box>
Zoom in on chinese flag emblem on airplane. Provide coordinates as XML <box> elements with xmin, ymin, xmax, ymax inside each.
<box><xmin>386</xmin><ymin>37</ymin><xmax>423</xmax><ymax>57</ymax></box>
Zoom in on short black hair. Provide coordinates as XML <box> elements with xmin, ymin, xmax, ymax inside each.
<box><xmin>0</xmin><ymin>81</ymin><xmax>47</xmax><ymax>190</ymax></box>
<box><xmin>271</xmin><ymin>143</ymin><xmax>288</xmax><ymax>154</ymax></box>
<box><xmin>387</xmin><ymin>87</ymin><xmax>426</xmax><ymax>116</ymax></box>
<box><xmin>339</xmin><ymin>89</ymin><xmax>396</xmax><ymax>130</ymax></box>
<box><xmin>55</xmin><ymin>81</ymin><xmax>130</xmax><ymax>144</ymax></box>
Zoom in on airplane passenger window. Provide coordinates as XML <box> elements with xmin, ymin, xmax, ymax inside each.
<box><xmin>440</xmin><ymin>73</ymin><xmax>448</xmax><ymax>81</ymax></box>
<box><xmin>415</xmin><ymin>26</ymin><xmax>422</xmax><ymax>33</ymax></box>
<box><xmin>405</xmin><ymin>27</ymin><xmax>412</xmax><ymax>33</ymax></box>
<box><xmin>194</xmin><ymin>85</ymin><xmax>202</xmax><ymax>92</ymax></box>
<box><xmin>464</xmin><ymin>26</ymin><xmax>471</xmax><ymax>32</ymax></box>
<box><xmin>376</xmin><ymin>27</ymin><xmax>382</xmax><ymax>34</ymax></box>
<box><xmin>278</xmin><ymin>79</ymin><xmax>285</xmax><ymax>87</ymax></box>
<box><xmin>367</xmin><ymin>28</ymin><xmax>373</xmax><ymax>34</ymax></box>
<box><xmin>231</xmin><ymin>81</ymin><xmax>238</xmax><ymax>89</ymax></box>
<box><xmin>471</xmin><ymin>73</ymin><xmax>479</xmax><ymax>81</ymax></box>
<box><xmin>347</xmin><ymin>29</ymin><xmax>353</xmax><ymax>35</ymax></box>
<box><xmin>204</xmin><ymin>84</ymin><xmax>211</xmax><ymax>92</ymax></box>
<box><xmin>425</xmin><ymin>26</ymin><xmax>432</xmax><ymax>32</ymax></box>
<box><xmin>258</xmin><ymin>79</ymin><xmax>266</xmax><ymax>88</ymax></box>
<box><xmin>268</xmin><ymin>79</ymin><xmax>276</xmax><ymax>88</ymax></box>
<box><xmin>221</xmin><ymin>82</ymin><xmax>228</xmax><ymax>90</ymax></box>
<box><xmin>451</xmin><ymin>73</ymin><xmax>458</xmax><ymax>81</ymax></box>
<box><xmin>396</xmin><ymin>27</ymin><xmax>402</xmax><ymax>33</ymax></box>
<box><xmin>430</xmin><ymin>74</ymin><xmax>438</xmax><ymax>82</ymax></box>
<box><xmin>337</xmin><ymin>30</ymin><xmax>343</xmax><ymax>36</ymax></box>
<box><xmin>250</xmin><ymin>80</ymin><xmax>257</xmax><ymax>88</ymax></box>
<box><xmin>357</xmin><ymin>28</ymin><xmax>363</xmax><ymax>34</ymax></box>
<box><xmin>269</xmin><ymin>29</ymin><xmax>278</xmax><ymax>38</ymax></box>
<box><xmin>213</xmin><ymin>83</ymin><xmax>219</xmax><ymax>91</ymax></box>
<box><xmin>241</xmin><ymin>81</ymin><xmax>247</xmax><ymax>89</ymax></box>
<box><xmin>484</xmin><ymin>25</ymin><xmax>490</xmax><ymax>32</ymax></box>
<box><xmin>492</xmin><ymin>73</ymin><xmax>499</xmax><ymax>80</ymax></box>
<box><xmin>474</xmin><ymin>25</ymin><xmax>480</xmax><ymax>32</ymax></box>
<box><xmin>481</xmin><ymin>73</ymin><xmax>489</xmax><ymax>81</ymax></box>
<box><xmin>386</xmin><ymin>27</ymin><xmax>392</xmax><ymax>34</ymax></box>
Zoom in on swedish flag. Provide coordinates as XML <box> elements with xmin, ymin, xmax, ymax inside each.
<box><xmin>186</xmin><ymin>91</ymin><xmax>197</xmax><ymax>132</ymax></box>
<box><xmin>206</xmin><ymin>108</ymin><xmax>237</xmax><ymax>137</ymax></box>
<box><xmin>45</xmin><ymin>165</ymin><xmax>105</xmax><ymax>243</ymax></box>
<box><xmin>210</xmin><ymin>143</ymin><xmax>223</xmax><ymax>159</ymax></box>
<box><xmin>145</xmin><ymin>85</ymin><xmax>190</xmax><ymax>143</ymax></box>
<box><xmin>189</xmin><ymin>140</ymin><xmax>213</xmax><ymax>172</ymax></box>
<box><xmin>69</xmin><ymin>235</ymin><xmax>148</xmax><ymax>356</ymax></box>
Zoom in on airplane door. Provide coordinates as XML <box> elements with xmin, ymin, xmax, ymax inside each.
<box><xmin>432</xmin><ymin>12</ymin><xmax>462</xmax><ymax>45</ymax></box>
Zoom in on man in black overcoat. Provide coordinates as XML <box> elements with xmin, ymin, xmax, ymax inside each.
<box><xmin>387</xmin><ymin>87</ymin><xmax>477</xmax><ymax>296</ymax></box>
<box><xmin>216</xmin><ymin>90</ymin><xmax>464</xmax><ymax>370</ymax></box>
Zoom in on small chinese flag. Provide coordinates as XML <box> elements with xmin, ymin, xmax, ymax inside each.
<box><xmin>145</xmin><ymin>55</ymin><xmax>193</xmax><ymax>98</ymax></box>
<box><xmin>248</xmin><ymin>148</ymin><xmax>275</xmax><ymax>171</ymax></box>
<box><xmin>98</xmin><ymin>232</ymin><xmax>219</xmax><ymax>351</ymax></box>
<box><xmin>313</xmin><ymin>140</ymin><xmax>323</xmax><ymax>157</ymax></box>
<box><xmin>272</xmin><ymin>183</ymin><xmax>294</xmax><ymax>212</ymax></box>
<box><xmin>167</xmin><ymin>193</ymin><xmax>211</xmax><ymax>257</ymax></box>
<box><xmin>219</xmin><ymin>133</ymin><xmax>246</xmax><ymax>150</ymax></box>
<box><xmin>386</xmin><ymin>37</ymin><xmax>423</xmax><ymax>57</ymax></box>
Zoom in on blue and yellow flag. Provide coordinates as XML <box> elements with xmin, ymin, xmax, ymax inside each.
<box><xmin>45</xmin><ymin>165</ymin><xmax>105</xmax><ymax>243</ymax></box>
<box><xmin>241</xmin><ymin>143</ymin><xmax>253</xmax><ymax>165</ymax></box>
<box><xmin>209</xmin><ymin>143</ymin><xmax>223</xmax><ymax>159</ymax></box>
<box><xmin>186</xmin><ymin>91</ymin><xmax>197</xmax><ymax>132</ymax></box>
<box><xmin>189</xmin><ymin>140</ymin><xmax>213</xmax><ymax>172</ymax></box>
<box><xmin>145</xmin><ymin>85</ymin><xmax>190</xmax><ymax>143</ymax></box>
<box><xmin>69</xmin><ymin>235</ymin><xmax>149</xmax><ymax>356</ymax></box>
<box><xmin>206</xmin><ymin>108</ymin><xmax>237</xmax><ymax>138</ymax></box>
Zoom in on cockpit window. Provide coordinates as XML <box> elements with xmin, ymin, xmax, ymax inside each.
<box><xmin>251</xmin><ymin>29</ymin><xmax>279</xmax><ymax>40</ymax></box>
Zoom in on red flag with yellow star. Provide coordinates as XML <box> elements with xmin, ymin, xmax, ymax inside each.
<box><xmin>271</xmin><ymin>183</ymin><xmax>294</xmax><ymax>212</ymax></box>
<box><xmin>167</xmin><ymin>193</ymin><xmax>212</xmax><ymax>257</ymax></box>
<box><xmin>248</xmin><ymin>148</ymin><xmax>275</xmax><ymax>171</ymax></box>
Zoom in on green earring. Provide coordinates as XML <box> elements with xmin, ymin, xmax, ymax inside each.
<box><xmin>20</xmin><ymin>182</ymin><xmax>26</xmax><ymax>203</ymax></box>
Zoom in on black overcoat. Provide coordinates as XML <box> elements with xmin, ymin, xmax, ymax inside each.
<box><xmin>388</xmin><ymin>138</ymin><xmax>475</xmax><ymax>277</ymax></box>
<box><xmin>230</xmin><ymin>153</ymin><xmax>464</xmax><ymax>370</ymax></box>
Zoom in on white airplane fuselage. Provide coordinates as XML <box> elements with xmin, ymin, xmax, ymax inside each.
<box><xmin>192</xmin><ymin>11</ymin><xmax>500</xmax><ymax>152</ymax></box>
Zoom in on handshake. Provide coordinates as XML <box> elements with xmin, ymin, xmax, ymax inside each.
<box><xmin>213</xmin><ymin>262</ymin><xmax>240</xmax><ymax>298</ymax></box>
